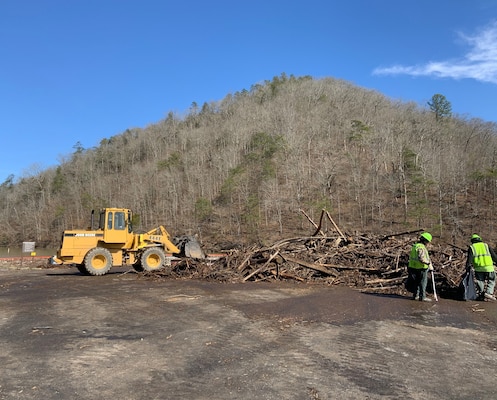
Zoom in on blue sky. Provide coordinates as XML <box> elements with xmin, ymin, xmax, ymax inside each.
<box><xmin>1</xmin><ymin>0</ymin><xmax>496</xmax><ymax>181</ymax></box>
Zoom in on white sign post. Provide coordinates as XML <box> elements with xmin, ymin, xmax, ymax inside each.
<box><xmin>22</xmin><ymin>242</ymin><xmax>36</xmax><ymax>253</ymax></box>
<box><xmin>21</xmin><ymin>242</ymin><xmax>36</xmax><ymax>267</ymax></box>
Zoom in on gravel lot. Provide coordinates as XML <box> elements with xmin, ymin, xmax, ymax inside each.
<box><xmin>1</xmin><ymin>265</ymin><xmax>497</xmax><ymax>400</ymax></box>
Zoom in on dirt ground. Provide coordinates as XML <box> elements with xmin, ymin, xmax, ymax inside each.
<box><xmin>1</xmin><ymin>264</ymin><xmax>497</xmax><ymax>400</ymax></box>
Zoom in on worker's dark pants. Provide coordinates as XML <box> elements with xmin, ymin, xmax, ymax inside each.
<box><xmin>408</xmin><ymin>267</ymin><xmax>429</xmax><ymax>299</ymax></box>
<box><xmin>474</xmin><ymin>271</ymin><xmax>496</xmax><ymax>297</ymax></box>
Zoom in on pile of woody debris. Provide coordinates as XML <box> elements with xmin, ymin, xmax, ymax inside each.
<box><xmin>148</xmin><ymin>210</ymin><xmax>468</xmax><ymax>299</ymax></box>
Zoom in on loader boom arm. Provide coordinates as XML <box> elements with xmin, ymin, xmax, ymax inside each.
<box><xmin>135</xmin><ymin>226</ymin><xmax>181</xmax><ymax>254</ymax></box>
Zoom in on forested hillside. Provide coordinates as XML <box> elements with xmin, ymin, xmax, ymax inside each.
<box><xmin>1</xmin><ymin>74</ymin><xmax>497</xmax><ymax>249</ymax></box>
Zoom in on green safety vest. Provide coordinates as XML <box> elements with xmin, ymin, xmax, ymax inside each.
<box><xmin>470</xmin><ymin>242</ymin><xmax>495</xmax><ymax>272</ymax></box>
<box><xmin>409</xmin><ymin>242</ymin><xmax>429</xmax><ymax>270</ymax></box>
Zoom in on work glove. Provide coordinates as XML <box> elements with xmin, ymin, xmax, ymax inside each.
<box><xmin>428</xmin><ymin>263</ymin><xmax>434</xmax><ymax>271</ymax></box>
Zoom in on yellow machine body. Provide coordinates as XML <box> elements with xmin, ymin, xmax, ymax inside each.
<box><xmin>54</xmin><ymin>208</ymin><xmax>199</xmax><ymax>276</ymax></box>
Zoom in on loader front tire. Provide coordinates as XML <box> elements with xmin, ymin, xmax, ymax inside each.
<box><xmin>84</xmin><ymin>248</ymin><xmax>113</xmax><ymax>276</ymax></box>
<box><xmin>141</xmin><ymin>247</ymin><xmax>166</xmax><ymax>272</ymax></box>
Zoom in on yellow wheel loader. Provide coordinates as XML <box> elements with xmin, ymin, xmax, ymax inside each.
<box><xmin>53</xmin><ymin>207</ymin><xmax>205</xmax><ymax>276</ymax></box>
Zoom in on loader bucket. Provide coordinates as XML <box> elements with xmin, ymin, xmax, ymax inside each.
<box><xmin>184</xmin><ymin>239</ymin><xmax>206</xmax><ymax>259</ymax></box>
<box><xmin>173</xmin><ymin>236</ymin><xmax>206</xmax><ymax>259</ymax></box>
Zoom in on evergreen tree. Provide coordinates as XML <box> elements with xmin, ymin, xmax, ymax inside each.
<box><xmin>428</xmin><ymin>94</ymin><xmax>452</xmax><ymax>121</ymax></box>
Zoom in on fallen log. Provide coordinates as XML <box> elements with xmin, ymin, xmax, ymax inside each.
<box><xmin>361</xmin><ymin>285</ymin><xmax>400</xmax><ymax>291</ymax></box>
<box><xmin>299</xmin><ymin>208</ymin><xmax>326</xmax><ymax>237</ymax></box>
<box><xmin>365</xmin><ymin>276</ymin><xmax>405</xmax><ymax>285</ymax></box>
<box><xmin>320</xmin><ymin>263</ymin><xmax>379</xmax><ymax>272</ymax></box>
<box><xmin>282</xmin><ymin>255</ymin><xmax>338</xmax><ymax>276</ymax></box>
<box><xmin>243</xmin><ymin>250</ymin><xmax>280</xmax><ymax>281</ymax></box>
<box><xmin>324</xmin><ymin>210</ymin><xmax>348</xmax><ymax>242</ymax></box>
<box><xmin>381</xmin><ymin>228</ymin><xmax>424</xmax><ymax>240</ymax></box>
<box><xmin>270</xmin><ymin>269</ymin><xmax>305</xmax><ymax>282</ymax></box>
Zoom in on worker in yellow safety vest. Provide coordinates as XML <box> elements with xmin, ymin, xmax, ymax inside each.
<box><xmin>465</xmin><ymin>234</ymin><xmax>497</xmax><ymax>301</ymax></box>
<box><xmin>408</xmin><ymin>232</ymin><xmax>434</xmax><ymax>302</ymax></box>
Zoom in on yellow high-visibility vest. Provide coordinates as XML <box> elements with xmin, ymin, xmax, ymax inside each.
<box><xmin>409</xmin><ymin>243</ymin><xmax>429</xmax><ymax>270</ymax></box>
<box><xmin>470</xmin><ymin>242</ymin><xmax>494</xmax><ymax>272</ymax></box>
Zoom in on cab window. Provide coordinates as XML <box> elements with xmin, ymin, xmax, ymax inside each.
<box><xmin>107</xmin><ymin>212</ymin><xmax>113</xmax><ymax>229</ymax></box>
<box><xmin>115</xmin><ymin>212</ymin><xmax>125</xmax><ymax>230</ymax></box>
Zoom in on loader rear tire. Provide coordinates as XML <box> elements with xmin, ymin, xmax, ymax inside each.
<box><xmin>141</xmin><ymin>247</ymin><xmax>166</xmax><ymax>272</ymax></box>
<box><xmin>84</xmin><ymin>248</ymin><xmax>113</xmax><ymax>276</ymax></box>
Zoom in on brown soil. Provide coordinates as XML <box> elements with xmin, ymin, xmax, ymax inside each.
<box><xmin>1</xmin><ymin>265</ymin><xmax>497</xmax><ymax>399</ymax></box>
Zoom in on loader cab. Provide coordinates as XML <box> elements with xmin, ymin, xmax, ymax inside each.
<box><xmin>99</xmin><ymin>208</ymin><xmax>133</xmax><ymax>244</ymax></box>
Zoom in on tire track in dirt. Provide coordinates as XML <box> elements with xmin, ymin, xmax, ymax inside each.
<box><xmin>140</xmin><ymin>299</ymin><xmax>283</xmax><ymax>398</ymax></box>
<box><xmin>332</xmin><ymin>322</ymin><xmax>412</xmax><ymax>398</ymax></box>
